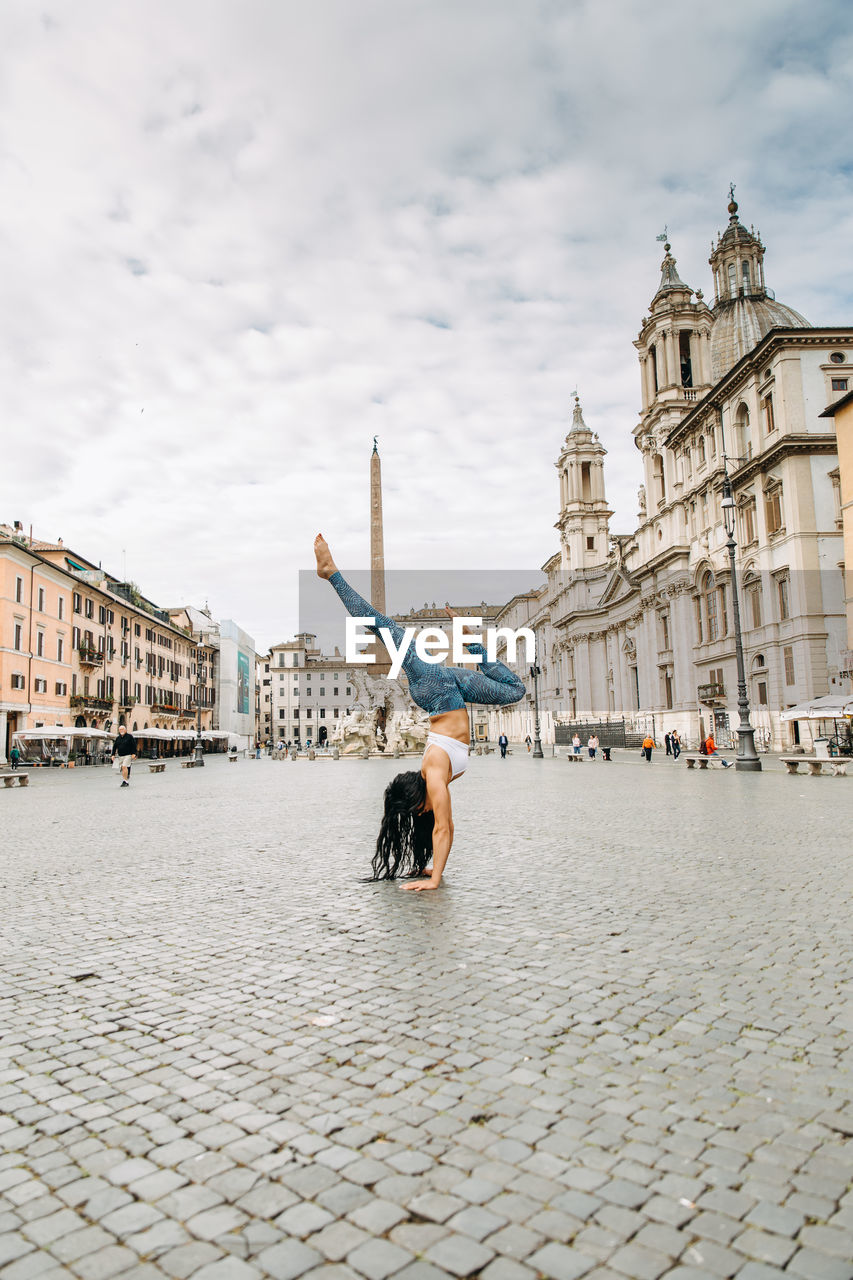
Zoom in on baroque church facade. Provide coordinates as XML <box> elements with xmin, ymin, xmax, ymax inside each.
<box><xmin>489</xmin><ymin>196</ymin><xmax>850</xmax><ymax>750</ymax></box>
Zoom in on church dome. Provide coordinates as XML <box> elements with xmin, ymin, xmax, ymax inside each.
<box><xmin>708</xmin><ymin>192</ymin><xmax>810</xmax><ymax>381</ymax></box>
<box><xmin>710</xmin><ymin>294</ymin><xmax>810</xmax><ymax>382</ymax></box>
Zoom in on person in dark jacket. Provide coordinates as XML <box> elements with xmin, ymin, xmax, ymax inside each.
<box><xmin>112</xmin><ymin>725</ymin><xmax>137</xmax><ymax>787</ymax></box>
<box><xmin>498</xmin><ymin>733</ymin><xmax>508</xmax><ymax>758</ymax></box>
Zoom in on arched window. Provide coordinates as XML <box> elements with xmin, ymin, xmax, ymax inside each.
<box><xmin>580</xmin><ymin>462</ymin><xmax>592</xmax><ymax>501</ymax></box>
<box><xmin>742</xmin><ymin>261</ymin><xmax>751</xmax><ymax>291</ymax></box>
<box><xmin>703</xmin><ymin>571</ymin><xmax>719</xmax><ymax>642</ymax></box>
<box><xmin>736</xmin><ymin>403</ymin><xmax>751</xmax><ymax>460</ymax></box>
<box><xmin>650</xmin><ymin>345</ymin><xmax>658</xmax><ymax>392</ymax></box>
<box><xmin>728</xmin><ymin>262</ymin><xmax>737</xmax><ymax>297</ymax></box>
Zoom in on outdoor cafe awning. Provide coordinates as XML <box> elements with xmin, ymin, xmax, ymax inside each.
<box><xmin>780</xmin><ymin>694</ymin><xmax>853</xmax><ymax>722</ymax></box>
<box><xmin>13</xmin><ymin>728</ymin><xmax>111</xmax><ymax>740</ymax></box>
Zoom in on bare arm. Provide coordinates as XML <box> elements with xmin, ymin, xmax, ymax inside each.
<box><xmin>402</xmin><ymin>768</ymin><xmax>453</xmax><ymax>892</ymax></box>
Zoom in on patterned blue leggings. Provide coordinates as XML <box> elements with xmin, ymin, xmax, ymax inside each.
<box><xmin>328</xmin><ymin>571</ymin><xmax>526</xmax><ymax>715</ymax></box>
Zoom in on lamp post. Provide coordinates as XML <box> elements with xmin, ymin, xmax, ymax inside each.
<box><xmin>193</xmin><ymin>657</ymin><xmax>205</xmax><ymax>766</ymax></box>
<box><xmin>720</xmin><ymin>476</ymin><xmax>761</xmax><ymax>771</ymax></box>
<box><xmin>468</xmin><ymin>702</ymin><xmax>476</xmax><ymax>750</ymax></box>
<box><xmin>530</xmin><ymin>638</ymin><xmax>544</xmax><ymax>758</ymax></box>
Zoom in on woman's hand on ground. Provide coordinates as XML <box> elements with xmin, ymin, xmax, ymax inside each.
<box><xmin>401</xmin><ymin>878</ymin><xmax>441</xmax><ymax>892</ymax></box>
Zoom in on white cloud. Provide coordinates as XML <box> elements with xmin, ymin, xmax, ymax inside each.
<box><xmin>1</xmin><ymin>0</ymin><xmax>851</xmax><ymax>649</ymax></box>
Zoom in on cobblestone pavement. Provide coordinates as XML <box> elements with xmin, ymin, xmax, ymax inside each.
<box><xmin>2</xmin><ymin>753</ymin><xmax>852</xmax><ymax>1280</ymax></box>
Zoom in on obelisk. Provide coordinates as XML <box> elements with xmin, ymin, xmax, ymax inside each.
<box><xmin>370</xmin><ymin>437</ymin><xmax>386</xmax><ymax>614</ymax></box>
<box><xmin>369</xmin><ymin>437</ymin><xmax>390</xmax><ymax>687</ymax></box>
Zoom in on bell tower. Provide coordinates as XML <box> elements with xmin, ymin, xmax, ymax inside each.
<box><xmin>555</xmin><ymin>395</ymin><xmax>612</xmax><ymax>570</ymax></box>
<box><xmin>633</xmin><ymin>238</ymin><xmax>714</xmax><ymax>514</ymax></box>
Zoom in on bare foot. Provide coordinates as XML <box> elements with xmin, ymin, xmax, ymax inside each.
<box><xmin>314</xmin><ymin>534</ymin><xmax>337</xmax><ymax>580</ymax></box>
<box><xmin>401</xmin><ymin>878</ymin><xmax>441</xmax><ymax>892</ymax></box>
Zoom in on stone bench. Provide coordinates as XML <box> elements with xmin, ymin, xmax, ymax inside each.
<box><xmin>683</xmin><ymin>754</ymin><xmax>726</xmax><ymax>769</ymax></box>
<box><xmin>566</xmin><ymin>753</ymin><xmax>584</xmax><ymax>762</ymax></box>
<box><xmin>1</xmin><ymin>773</ymin><xmax>29</xmax><ymax>787</ymax></box>
<box><xmin>780</xmin><ymin>755</ymin><xmax>848</xmax><ymax>777</ymax></box>
<box><xmin>181</xmin><ymin>760</ymin><xmax>197</xmax><ymax>769</ymax></box>
<box><xmin>148</xmin><ymin>763</ymin><xmax>166</xmax><ymax>773</ymax></box>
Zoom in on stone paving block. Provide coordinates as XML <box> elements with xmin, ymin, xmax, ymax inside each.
<box><xmin>345</xmin><ymin>1239</ymin><xmax>414</xmax><ymax>1280</ymax></box>
<box><xmin>423</xmin><ymin>1233</ymin><xmax>495</xmax><ymax>1278</ymax></box>
<box><xmin>307</xmin><ymin>1221</ymin><xmax>370</xmax><ymax>1262</ymax></box>
<box><xmin>733</xmin><ymin>1263</ymin><xmax>793</xmax><ymax>1280</ymax></box>
<box><xmin>606</xmin><ymin>1242</ymin><xmax>672</xmax><ymax>1279</ymax></box>
<box><xmin>158</xmin><ymin>1242</ymin><xmax>224</xmax><ymax>1279</ymax></box>
<box><xmin>71</xmin><ymin>1244</ymin><xmax>140</xmax><ymax>1280</ymax></box>
<box><xmin>79</xmin><ymin>1189</ymin><xmax>134</xmax><ymax>1220</ymax></box>
<box><xmin>124</xmin><ymin>1219</ymin><xmax>191</xmax><ymax>1259</ymax></box>
<box><xmin>99</xmin><ymin>1201</ymin><xmax>164</xmax><ymax>1236</ymax></box>
<box><xmin>275</xmin><ymin>1202</ymin><xmax>334</xmax><ymax>1238</ymax></box>
<box><xmin>254</xmin><ymin>1241</ymin><xmax>323</xmax><ymax>1280</ymax></box>
<box><xmin>0</xmin><ymin>1253</ymin><xmax>66</xmax><ymax>1280</ymax></box>
<box><xmin>22</xmin><ymin>1208</ymin><xmax>87</xmax><ymax>1246</ymax></box>
<box><xmin>347</xmin><ymin>1199</ymin><xmax>408</xmax><ymax>1234</ymax></box>
<box><xmin>526</xmin><ymin>1242</ymin><xmax>596</xmax><ymax>1280</ymax></box>
<box><xmin>316</xmin><ymin>1183</ymin><xmax>373</xmax><ymax>1219</ymax></box>
<box><xmin>18</xmin><ymin>1196</ymin><xmax>66</xmax><ymax>1224</ymax></box>
<box><xmin>235</xmin><ymin>1182</ymin><xmax>299</xmax><ymax>1220</ymax></box>
<box><xmin>786</xmin><ymin>1248</ymin><xmax>853</xmax><ymax>1280</ymax></box>
<box><xmin>192</xmin><ymin>1260</ymin><xmax>262</xmax><ymax>1280</ymax></box>
<box><xmin>50</xmin><ymin>1226</ymin><xmax>116</xmax><ymax>1264</ymax></box>
<box><xmin>479</xmin><ymin>1260</ymin><xmax>535</xmax><ymax>1280</ymax></box>
<box><xmin>388</xmin><ymin>1222</ymin><xmax>449</xmax><ymax>1254</ymax></box>
<box><xmin>797</xmin><ymin>1224</ymin><xmax>853</xmax><ymax>1259</ymax></box>
<box><xmin>105</xmin><ymin>1159</ymin><xmax>159</xmax><ymax>1188</ymax></box>
<box><xmin>0</xmin><ymin>1233</ymin><xmax>35</xmax><ymax>1268</ymax></box>
<box><xmin>690</xmin><ymin>1213</ymin><xmax>742</xmax><ymax>1246</ymax></box>
<box><xmin>732</xmin><ymin>1227</ymin><xmax>796</xmax><ymax>1267</ymax></box>
<box><xmin>155</xmin><ymin>1186</ymin><xmax>223</xmax><ymax>1220</ymax></box>
<box><xmin>406</xmin><ymin>1192</ymin><xmax>465</xmax><ymax>1225</ymax></box>
<box><xmin>679</xmin><ymin>1240</ymin><xmax>741</xmax><ymax>1275</ymax></box>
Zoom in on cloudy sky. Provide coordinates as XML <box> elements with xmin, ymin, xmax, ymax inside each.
<box><xmin>3</xmin><ymin>0</ymin><xmax>852</xmax><ymax>651</ymax></box>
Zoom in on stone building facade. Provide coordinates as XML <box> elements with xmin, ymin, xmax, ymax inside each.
<box><xmin>0</xmin><ymin>525</ymin><xmax>253</xmax><ymax>761</ymax></box>
<box><xmin>486</xmin><ymin>197</ymin><xmax>849</xmax><ymax>750</ymax></box>
<box><xmin>267</xmin><ymin>635</ymin><xmax>356</xmax><ymax>746</ymax></box>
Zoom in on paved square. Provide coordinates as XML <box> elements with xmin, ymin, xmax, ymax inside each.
<box><xmin>2</xmin><ymin>753</ymin><xmax>852</xmax><ymax>1280</ymax></box>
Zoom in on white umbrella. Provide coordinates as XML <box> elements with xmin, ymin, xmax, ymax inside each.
<box><xmin>781</xmin><ymin>694</ymin><xmax>853</xmax><ymax>721</ymax></box>
<box><xmin>13</xmin><ymin>727</ymin><xmax>111</xmax><ymax>740</ymax></box>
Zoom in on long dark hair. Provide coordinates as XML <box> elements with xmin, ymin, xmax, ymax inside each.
<box><xmin>372</xmin><ymin>770</ymin><xmax>434</xmax><ymax>880</ymax></box>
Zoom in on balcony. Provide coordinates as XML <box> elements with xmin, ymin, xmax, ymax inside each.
<box><xmin>151</xmin><ymin>701</ymin><xmax>180</xmax><ymax>716</ymax></box>
<box><xmin>70</xmin><ymin>694</ymin><xmax>114</xmax><ymax>712</ymax></box>
<box><xmin>698</xmin><ymin>682</ymin><xmax>725</xmax><ymax>703</ymax></box>
<box><xmin>78</xmin><ymin>645</ymin><xmax>103</xmax><ymax>666</ymax></box>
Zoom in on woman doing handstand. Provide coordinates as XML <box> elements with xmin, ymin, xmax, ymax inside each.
<box><xmin>315</xmin><ymin>535</ymin><xmax>526</xmax><ymax>890</ymax></box>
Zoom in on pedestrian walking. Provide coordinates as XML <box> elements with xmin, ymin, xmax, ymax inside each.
<box><xmin>588</xmin><ymin>734</ymin><xmax>599</xmax><ymax>759</ymax></box>
<box><xmin>642</xmin><ymin>734</ymin><xmax>655</xmax><ymax>762</ymax></box>
<box><xmin>665</xmin><ymin>732</ymin><xmax>672</xmax><ymax>755</ymax></box>
<box><xmin>498</xmin><ymin>732</ymin><xmax>508</xmax><ymax>758</ymax></box>
<box><xmin>704</xmin><ymin>733</ymin><xmax>732</xmax><ymax>767</ymax></box>
<box><xmin>572</xmin><ymin>733</ymin><xmax>582</xmax><ymax>755</ymax></box>
<box><xmin>525</xmin><ymin>734</ymin><xmax>532</xmax><ymax>753</ymax></box>
<box><xmin>670</xmin><ymin>729</ymin><xmax>681</xmax><ymax>760</ymax></box>
<box><xmin>111</xmin><ymin>725</ymin><xmax>137</xmax><ymax>787</ymax></box>
<box><xmin>9</xmin><ymin>744</ymin><xmax>21</xmax><ymax>770</ymax></box>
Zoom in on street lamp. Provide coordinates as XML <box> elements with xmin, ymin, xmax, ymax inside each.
<box><xmin>468</xmin><ymin>702</ymin><xmax>476</xmax><ymax>750</ymax></box>
<box><xmin>529</xmin><ymin>641</ymin><xmax>544</xmax><ymax>758</ymax></box>
<box><xmin>720</xmin><ymin>475</ymin><xmax>762</xmax><ymax>771</ymax></box>
<box><xmin>193</xmin><ymin>659</ymin><xmax>205</xmax><ymax>767</ymax></box>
